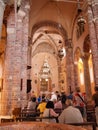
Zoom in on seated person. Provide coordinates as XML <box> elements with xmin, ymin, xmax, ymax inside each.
<box><xmin>61</xmin><ymin>92</ymin><xmax>67</xmax><ymax>110</ymax></box>
<box><xmin>58</xmin><ymin>99</ymin><xmax>83</xmax><ymax>124</ymax></box>
<box><xmin>26</xmin><ymin>97</ymin><xmax>37</xmax><ymax>117</ymax></box>
<box><xmin>54</xmin><ymin>95</ymin><xmax>62</xmax><ymax>109</ymax></box>
<box><xmin>37</xmin><ymin>95</ymin><xmax>47</xmax><ymax>116</ymax></box>
<box><xmin>42</xmin><ymin>101</ymin><xmax>59</xmax><ymax>123</ymax></box>
<box><xmin>27</xmin><ymin>97</ymin><xmax>37</xmax><ymax>110</ymax></box>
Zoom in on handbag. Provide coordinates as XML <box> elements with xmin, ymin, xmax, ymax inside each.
<box><xmin>76</xmin><ymin>93</ymin><xmax>86</xmax><ymax>116</ymax></box>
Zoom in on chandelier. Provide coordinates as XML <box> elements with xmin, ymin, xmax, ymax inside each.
<box><xmin>58</xmin><ymin>48</ymin><xmax>64</xmax><ymax>59</ymax></box>
<box><xmin>76</xmin><ymin>0</ymin><xmax>86</xmax><ymax>37</ymax></box>
<box><xmin>77</xmin><ymin>15</ymin><xmax>86</xmax><ymax>26</ymax></box>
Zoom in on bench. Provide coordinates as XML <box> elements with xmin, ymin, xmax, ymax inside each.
<box><xmin>16</xmin><ymin>116</ymin><xmax>58</xmax><ymax>122</ymax></box>
<box><xmin>86</xmin><ymin>105</ymin><xmax>96</xmax><ymax>122</ymax></box>
<box><xmin>21</xmin><ymin>108</ymin><xmax>42</xmax><ymax>117</ymax></box>
<box><xmin>1</xmin><ymin>118</ymin><xmax>14</xmax><ymax>123</ymax></box>
<box><xmin>16</xmin><ymin>115</ymin><xmax>96</xmax><ymax>130</ymax></box>
<box><xmin>1</xmin><ymin>116</ymin><xmax>96</xmax><ymax>130</ymax></box>
<box><xmin>67</xmin><ymin>122</ymin><xmax>96</xmax><ymax>130</ymax></box>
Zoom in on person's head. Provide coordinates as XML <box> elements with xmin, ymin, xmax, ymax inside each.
<box><xmin>94</xmin><ymin>86</ymin><xmax>98</xmax><ymax>92</ymax></box>
<box><xmin>52</xmin><ymin>99</ymin><xmax>57</xmax><ymax>104</ymax></box>
<box><xmin>65</xmin><ymin>99</ymin><xmax>73</xmax><ymax>106</ymax></box>
<box><xmin>75</xmin><ymin>87</ymin><xmax>80</xmax><ymax>92</ymax></box>
<box><xmin>55</xmin><ymin>91</ymin><xmax>59</xmax><ymax>95</ymax></box>
<box><xmin>42</xmin><ymin>95</ymin><xmax>46</xmax><ymax>102</ymax></box>
<box><xmin>57</xmin><ymin>94</ymin><xmax>61</xmax><ymax>101</ymax></box>
<box><xmin>31</xmin><ymin>97</ymin><xmax>36</xmax><ymax>102</ymax></box>
<box><xmin>61</xmin><ymin>94</ymin><xmax>66</xmax><ymax>104</ymax></box>
<box><xmin>46</xmin><ymin>101</ymin><xmax>54</xmax><ymax>109</ymax></box>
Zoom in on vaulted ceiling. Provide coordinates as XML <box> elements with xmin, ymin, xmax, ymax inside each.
<box><xmin>2</xmin><ymin>0</ymin><xmax>86</xmax><ymax>62</ymax></box>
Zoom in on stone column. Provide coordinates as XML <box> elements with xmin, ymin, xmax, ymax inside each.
<box><xmin>27</xmin><ymin>39</ymin><xmax>32</xmax><ymax>80</ymax></box>
<box><xmin>87</xmin><ymin>1</ymin><xmax>98</xmax><ymax>87</ymax></box>
<box><xmin>0</xmin><ymin>0</ymin><xmax>5</xmax><ymax>38</ymax></box>
<box><xmin>1</xmin><ymin>5</ymin><xmax>25</xmax><ymax>115</ymax></box>
<box><xmin>66</xmin><ymin>39</ymin><xmax>75</xmax><ymax>93</ymax></box>
<box><xmin>1</xmin><ymin>0</ymin><xmax>30</xmax><ymax>115</ymax></box>
<box><xmin>91</xmin><ymin>0</ymin><xmax>98</xmax><ymax>41</ymax></box>
<box><xmin>20</xmin><ymin>11</ymin><xmax>29</xmax><ymax>108</ymax></box>
<box><xmin>1</xmin><ymin>8</ymin><xmax>18</xmax><ymax>115</ymax></box>
<box><xmin>57</xmin><ymin>58</ymin><xmax>62</xmax><ymax>92</ymax></box>
<box><xmin>16</xmin><ymin>0</ymin><xmax>30</xmax><ymax>107</ymax></box>
<box><xmin>81</xmin><ymin>53</ymin><xmax>92</xmax><ymax>101</ymax></box>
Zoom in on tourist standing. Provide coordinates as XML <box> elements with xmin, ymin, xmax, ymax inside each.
<box><xmin>73</xmin><ymin>87</ymin><xmax>86</xmax><ymax>118</ymax></box>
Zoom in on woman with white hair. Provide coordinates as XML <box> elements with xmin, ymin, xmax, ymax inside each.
<box><xmin>58</xmin><ymin>99</ymin><xmax>83</xmax><ymax>124</ymax></box>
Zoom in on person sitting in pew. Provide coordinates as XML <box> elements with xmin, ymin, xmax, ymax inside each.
<box><xmin>27</xmin><ymin>97</ymin><xmax>37</xmax><ymax>110</ymax></box>
<box><xmin>58</xmin><ymin>99</ymin><xmax>83</xmax><ymax>124</ymax></box>
<box><xmin>42</xmin><ymin>101</ymin><xmax>59</xmax><ymax>123</ymax></box>
<box><xmin>26</xmin><ymin>97</ymin><xmax>37</xmax><ymax>117</ymax></box>
<box><xmin>37</xmin><ymin>95</ymin><xmax>47</xmax><ymax>117</ymax></box>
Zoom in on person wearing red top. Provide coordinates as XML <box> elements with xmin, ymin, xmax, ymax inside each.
<box><xmin>73</xmin><ymin>87</ymin><xmax>86</xmax><ymax>119</ymax></box>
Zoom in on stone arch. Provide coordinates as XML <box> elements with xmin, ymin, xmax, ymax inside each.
<box><xmin>32</xmin><ymin>41</ymin><xmax>57</xmax><ymax>58</ymax></box>
<box><xmin>31</xmin><ymin>20</ymin><xmax>68</xmax><ymax>45</ymax></box>
<box><xmin>31</xmin><ymin>32</ymin><xmax>58</xmax><ymax>55</ymax></box>
<box><xmin>30</xmin><ymin>21</ymin><xmax>68</xmax><ymax>93</ymax></box>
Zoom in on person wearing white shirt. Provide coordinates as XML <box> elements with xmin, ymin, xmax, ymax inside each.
<box><xmin>50</xmin><ymin>91</ymin><xmax>58</xmax><ymax>101</ymax></box>
<box><xmin>58</xmin><ymin>99</ymin><xmax>83</xmax><ymax>124</ymax></box>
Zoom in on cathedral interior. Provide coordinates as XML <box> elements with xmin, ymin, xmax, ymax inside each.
<box><xmin>0</xmin><ymin>0</ymin><xmax>98</xmax><ymax>117</ymax></box>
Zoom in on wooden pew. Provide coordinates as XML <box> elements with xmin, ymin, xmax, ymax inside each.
<box><xmin>67</xmin><ymin>122</ymin><xmax>96</xmax><ymax>130</ymax></box>
<box><xmin>21</xmin><ymin>108</ymin><xmax>41</xmax><ymax>117</ymax></box>
<box><xmin>86</xmin><ymin>104</ymin><xmax>96</xmax><ymax>122</ymax></box>
<box><xmin>16</xmin><ymin>116</ymin><xmax>58</xmax><ymax>122</ymax></box>
<box><xmin>1</xmin><ymin>116</ymin><xmax>96</xmax><ymax>130</ymax></box>
<box><xmin>1</xmin><ymin>118</ymin><xmax>14</xmax><ymax>123</ymax></box>
<box><xmin>16</xmin><ymin>116</ymin><xmax>96</xmax><ymax>130</ymax></box>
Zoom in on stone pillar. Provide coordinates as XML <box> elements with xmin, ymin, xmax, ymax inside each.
<box><xmin>66</xmin><ymin>39</ymin><xmax>75</xmax><ymax>93</ymax></box>
<box><xmin>27</xmin><ymin>39</ymin><xmax>32</xmax><ymax>80</ymax></box>
<box><xmin>91</xmin><ymin>0</ymin><xmax>98</xmax><ymax>41</ymax></box>
<box><xmin>1</xmin><ymin>6</ymin><xmax>25</xmax><ymax>115</ymax></box>
<box><xmin>1</xmin><ymin>8</ymin><xmax>18</xmax><ymax>115</ymax></box>
<box><xmin>57</xmin><ymin>60</ymin><xmax>60</xmax><ymax>92</ymax></box>
<box><xmin>1</xmin><ymin>0</ymin><xmax>30</xmax><ymax>115</ymax></box>
<box><xmin>81</xmin><ymin>53</ymin><xmax>92</xmax><ymax>101</ymax></box>
<box><xmin>20</xmin><ymin>11</ymin><xmax>29</xmax><ymax>108</ymax></box>
<box><xmin>0</xmin><ymin>0</ymin><xmax>5</xmax><ymax>38</ymax></box>
<box><xmin>87</xmin><ymin>1</ymin><xmax>98</xmax><ymax>87</ymax></box>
